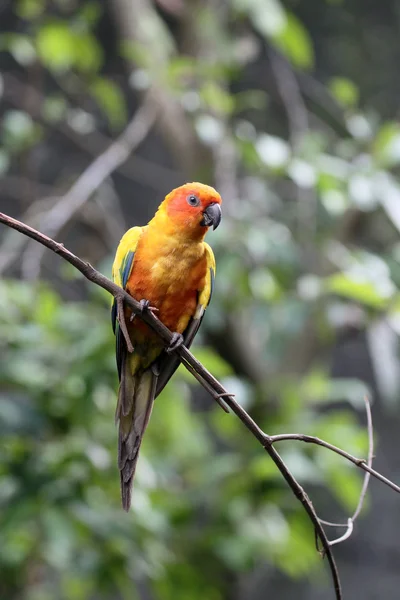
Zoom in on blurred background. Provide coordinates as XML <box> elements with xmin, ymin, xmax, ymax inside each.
<box><xmin>1</xmin><ymin>0</ymin><xmax>400</xmax><ymax>598</ymax></box>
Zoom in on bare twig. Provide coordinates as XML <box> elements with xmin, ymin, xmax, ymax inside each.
<box><xmin>20</xmin><ymin>99</ymin><xmax>158</xmax><ymax>279</ymax></box>
<box><xmin>0</xmin><ymin>81</ymin><xmax>161</xmax><ymax>275</ymax></box>
<box><xmin>270</xmin><ymin>424</ymin><xmax>398</xmax><ymax>495</ymax></box>
<box><xmin>0</xmin><ymin>196</ymin><xmax>58</xmax><ymax>274</ymax></box>
<box><xmin>180</xmin><ymin>357</ymin><xmax>230</xmax><ymax>413</ymax></box>
<box><xmin>269</xmin><ymin>48</ymin><xmax>308</xmax><ymax>147</ymax></box>
<box><xmin>319</xmin><ymin>395</ymin><xmax>374</xmax><ymax>545</ymax></box>
<box><xmin>328</xmin><ymin>519</ymin><xmax>354</xmax><ymax>546</ymax></box>
<box><xmin>269</xmin><ymin>48</ymin><xmax>317</xmax><ymax>265</ymax></box>
<box><xmin>353</xmin><ymin>394</ymin><xmax>374</xmax><ymax>520</ymax></box>
<box><xmin>2</xmin><ymin>72</ymin><xmax>179</xmax><ymax>192</ymax></box>
<box><xmin>0</xmin><ymin>210</ymin><xmax>341</xmax><ymax>599</ymax></box>
<box><xmin>112</xmin><ymin>0</ymin><xmax>201</xmax><ymax>176</ymax></box>
<box><xmin>0</xmin><ymin>175</ymin><xmax>55</xmax><ymax>202</ymax></box>
<box><xmin>92</xmin><ymin>184</ymin><xmax>127</xmax><ymax>247</ymax></box>
<box><xmin>0</xmin><ymin>186</ymin><xmax>123</xmax><ymax>273</ymax></box>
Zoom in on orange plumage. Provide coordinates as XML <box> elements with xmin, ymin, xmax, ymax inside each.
<box><xmin>112</xmin><ymin>182</ymin><xmax>222</xmax><ymax>510</ymax></box>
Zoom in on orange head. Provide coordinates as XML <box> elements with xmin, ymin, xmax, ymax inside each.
<box><xmin>156</xmin><ymin>182</ymin><xmax>222</xmax><ymax>238</ymax></box>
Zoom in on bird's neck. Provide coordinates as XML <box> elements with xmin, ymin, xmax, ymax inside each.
<box><xmin>148</xmin><ymin>209</ymin><xmax>207</xmax><ymax>244</ymax></box>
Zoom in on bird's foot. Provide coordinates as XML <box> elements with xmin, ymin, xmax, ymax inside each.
<box><xmin>116</xmin><ymin>295</ymin><xmax>134</xmax><ymax>353</ymax></box>
<box><xmin>130</xmin><ymin>299</ymin><xmax>159</xmax><ymax>322</ymax></box>
<box><xmin>166</xmin><ymin>332</ymin><xmax>184</xmax><ymax>354</ymax></box>
<box><xmin>139</xmin><ymin>299</ymin><xmax>159</xmax><ymax>314</ymax></box>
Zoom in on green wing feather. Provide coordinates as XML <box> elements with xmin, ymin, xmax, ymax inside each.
<box><xmin>111</xmin><ymin>227</ymin><xmax>143</xmax><ymax>377</ymax></box>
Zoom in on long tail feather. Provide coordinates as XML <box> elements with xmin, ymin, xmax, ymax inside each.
<box><xmin>116</xmin><ymin>357</ymin><xmax>157</xmax><ymax>511</ymax></box>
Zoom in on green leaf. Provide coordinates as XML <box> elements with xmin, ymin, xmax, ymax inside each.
<box><xmin>233</xmin><ymin>90</ymin><xmax>268</xmax><ymax>112</ymax></box>
<box><xmin>274</xmin><ymin>515</ymin><xmax>319</xmax><ymax>576</ymax></box>
<box><xmin>327</xmin><ymin>464</ymin><xmax>365</xmax><ymax>511</ymax></box>
<box><xmin>167</xmin><ymin>56</ymin><xmax>196</xmax><ymax>87</ymax></box>
<box><xmin>373</xmin><ymin>122</ymin><xmax>400</xmax><ymax>167</ymax></box>
<box><xmin>16</xmin><ymin>0</ymin><xmax>45</xmax><ymax>19</ymax></box>
<box><xmin>2</xmin><ymin>110</ymin><xmax>42</xmax><ymax>152</ymax></box>
<box><xmin>200</xmin><ymin>82</ymin><xmax>234</xmax><ymax>115</ymax></box>
<box><xmin>42</xmin><ymin>94</ymin><xmax>68</xmax><ymax>123</ymax></box>
<box><xmin>249</xmin><ymin>268</ymin><xmax>281</xmax><ymax>301</ymax></box>
<box><xmin>302</xmin><ymin>371</ymin><xmax>370</xmax><ymax>407</ymax></box>
<box><xmin>233</xmin><ymin>0</ymin><xmax>287</xmax><ymax>38</ymax></box>
<box><xmin>36</xmin><ymin>22</ymin><xmax>102</xmax><ymax>73</ymax></box>
<box><xmin>73</xmin><ymin>32</ymin><xmax>102</xmax><ymax>72</ymax></box>
<box><xmin>42</xmin><ymin>508</ymin><xmax>76</xmax><ymax>569</ymax></box>
<box><xmin>5</xmin><ymin>34</ymin><xmax>36</xmax><ymax>66</ymax></box>
<box><xmin>78</xmin><ymin>1</ymin><xmax>103</xmax><ymax>25</ymax></box>
<box><xmin>329</xmin><ymin>77</ymin><xmax>359</xmax><ymax>107</ymax></box>
<box><xmin>90</xmin><ymin>77</ymin><xmax>127</xmax><ymax>129</ymax></box>
<box><xmin>273</xmin><ymin>13</ymin><xmax>314</xmax><ymax>69</ymax></box>
<box><xmin>324</xmin><ymin>273</ymin><xmax>390</xmax><ymax>308</ymax></box>
<box><xmin>36</xmin><ymin>22</ymin><xmax>76</xmax><ymax>71</ymax></box>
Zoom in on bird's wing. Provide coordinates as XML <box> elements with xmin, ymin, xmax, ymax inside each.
<box><xmin>111</xmin><ymin>226</ymin><xmax>143</xmax><ymax>379</ymax></box>
<box><xmin>155</xmin><ymin>242</ymin><xmax>216</xmax><ymax>397</ymax></box>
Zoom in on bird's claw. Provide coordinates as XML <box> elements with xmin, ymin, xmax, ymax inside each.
<box><xmin>130</xmin><ymin>299</ymin><xmax>159</xmax><ymax>322</ymax></box>
<box><xmin>167</xmin><ymin>332</ymin><xmax>184</xmax><ymax>354</ymax></box>
<box><xmin>151</xmin><ymin>361</ymin><xmax>161</xmax><ymax>377</ymax></box>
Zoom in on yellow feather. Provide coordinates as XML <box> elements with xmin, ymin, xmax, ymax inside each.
<box><xmin>198</xmin><ymin>242</ymin><xmax>216</xmax><ymax>308</ymax></box>
<box><xmin>111</xmin><ymin>226</ymin><xmax>143</xmax><ymax>289</ymax></box>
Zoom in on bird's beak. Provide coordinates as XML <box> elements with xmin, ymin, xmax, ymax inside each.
<box><xmin>200</xmin><ymin>202</ymin><xmax>222</xmax><ymax>230</ymax></box>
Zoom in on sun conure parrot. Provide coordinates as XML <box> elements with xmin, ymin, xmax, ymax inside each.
<box><xmin>111</xmin><ymin>182</ymin><xmax>222</xmax><ymax>511</ymax></box>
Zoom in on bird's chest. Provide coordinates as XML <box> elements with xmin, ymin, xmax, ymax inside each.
<box><xmin>126</xmin><ymin>243</ymin><xmax>207</xmax><ymax>332</ymax></box>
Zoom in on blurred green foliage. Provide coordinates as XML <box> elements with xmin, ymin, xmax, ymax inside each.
<box><xmin>0</xmin><ymin>280</ymin><xmax>369</xmax><ymax>599</ymax></box>
<box><xmin>2</xmin><ymin>0</ymin><xmax>400</xmax><ymax>598</ymax></box>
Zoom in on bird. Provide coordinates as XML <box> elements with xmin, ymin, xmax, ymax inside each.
<box><xmin>111</xmin><ymin>182</ymin><xmax>222</xmax><ymax>511</ymax></box>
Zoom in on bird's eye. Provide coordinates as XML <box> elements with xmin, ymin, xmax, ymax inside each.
<box><xmin>187</xmin><ymin>194</ymin><xmax>200</xmax><ymax>207</ymax></box>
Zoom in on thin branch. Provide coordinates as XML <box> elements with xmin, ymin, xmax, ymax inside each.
<box><xmin>0</xmin><ymin>175</ymin><xmax>55</xmax><ymax>202</ymax></box>
<box><xmin>319</xmin><ymin>519</ymin><xmax>349</xmax><ymax>529</ymax></box>
<box><xmin>268</xmin><ymin>47</ymin><xmax>308</xmax><ymax>148</ymax></box>
<box><xmin>92</xmin><ymin>183</ymin><xmax>127</xmax><ymax>247</ymax></box>
<box><xmin>0</xmin><ymin>83</ymin><xmax>161</xmax><ymax>276</ymax></box>
<box><xmin>2</xmin><ymin>72</ymin><xmax>179</xmax><ymax>191</ymax></box>
<box><xmin>328</xmin><ymin>519</ymin><xmax>354</xmax><ymax>547</ymax></box>
<box><xmin>0</xmin><ymin>210</ymin><xmax>341</xmax><ymax>599</ymax></box>
<box><xmin>319</xmin><ymin>394</ymin><xmax>374</xmax><ymax>545</ymax></box>
<box><xmin>0</xmin><ymin>196</ymin><xmax>57</xmax><ymax>274</ymax></box>
<box><xmin>269</xmin><ymin>48</ymin><xmax>317</xmax><ymax>266</ymax></box>
<box><xmin>112</xmin><ymin>0</ymin><xmax>202</xmax><ymax>176</ymax></box>
<box><xmin>180</xmin><ymin>357</ymin><xmax>230</xmax><ymax>413</ymax></box>
<box><xmin>352</xmin><ymin>394</ymin><xmax>374</xmax><ymax>520</ymax></box>
<box><xmin>21</xmin><ymin>99</ymin><xmax>158</xmax><ymax>279</ymax></box>
<box><xmin>270</xmin><ymin>428</ymin><xmax>399</xmax><ymax>495</ymax></box>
